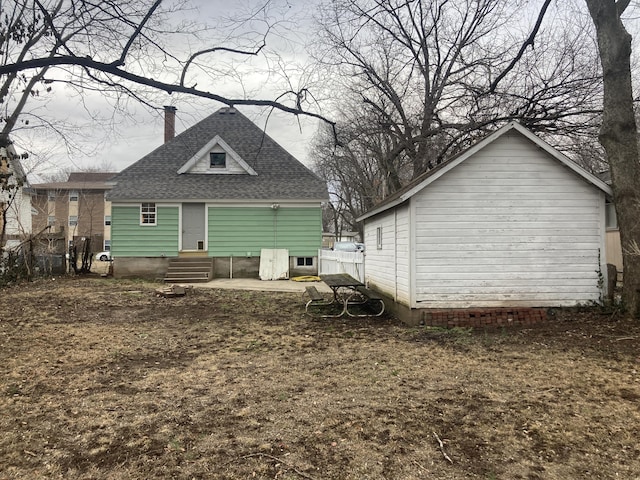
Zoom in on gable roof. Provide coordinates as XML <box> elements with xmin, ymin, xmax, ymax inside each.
<box><xmin>357</xmin><ymin>122</ymin><xmax>613</xmax><ymax>222</ymax></box>
<box><xmin>108</xmin><ymin>107</ymin><xmax>328</xmax><ymax>202</ymax></box>
<box><xmin>176</xmin><ymin>135</ymin><xmax>257</xmax><ymax>175</ymax></box>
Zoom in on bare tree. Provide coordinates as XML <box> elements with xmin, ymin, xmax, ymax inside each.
<box><xmin>311</xmin><ymin>0</ymin><xmax>604</xmax><ymax>235</ymax></box>
<box><xmin>582</xmin><ymin>0</ymin><xmax>640</xmax><ymax>316</ymax></box>
<box><xmin>0</xmin><ymin>1</ymin><xmax>330</xmax><ymax>128</ymax></box>
<box><xmin>0</xmin><ymin>0</ymin><xmax>333</xmax><ymax>175</ymax></box>
<box><xmin>487</xmin><ymin>0</ymin><xmax>640</xmax><ymax>314</ymax></box>
<box><xmin>0</xmin><ymin>0</ymin><xmax>333</xmax><ymax>257</ymax></box>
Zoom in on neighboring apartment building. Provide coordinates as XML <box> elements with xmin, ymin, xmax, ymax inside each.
<box><xmin>31</xmin><ymin>172</ymin><xmax>117</xmax><ymax>252</ymax></box>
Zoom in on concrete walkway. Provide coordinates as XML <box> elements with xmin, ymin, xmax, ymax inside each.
<box><xmin>178</xmin><ymin>278</ymin><xmax>333</xmax><ymax>293</ymax></box>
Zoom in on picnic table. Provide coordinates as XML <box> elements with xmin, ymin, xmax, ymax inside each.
<box><xmin>304</xmin><ymin>273</ymin><xmax>385</xmax><ymax>318</ymax></box>
<box><xmin>321</xmin><ymin>273</ymin><xmax>364</xmax><ymax>302</ymax></box>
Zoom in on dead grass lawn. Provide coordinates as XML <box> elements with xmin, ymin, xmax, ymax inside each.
<box><xmin>1</xmin><ymin>278</ymin><xmax>639</xmax><ymax>479</ymax></box>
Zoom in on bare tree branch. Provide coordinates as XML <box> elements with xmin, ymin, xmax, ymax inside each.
<box><xmin>0</xmin><ymin>55</ymin><xmax>333</xmax><ymax>124</ymax></box>
<box><xmin>488</xmin><ymin>0</ymin><xmax>553</xmax><ymax>93</ymax></box>
<box><xmin>180</xmin><ymin>42</ymin><xmax>266</xmax><ymax>87</ymax></box>
<box><xmin>117</xmin><ymin>0</ymin><xmax>163</xmax><ymax>66</ymax></box>
<box><xmin>616</xmin><ymin>0</ymin><xmax>632</xmax><ymax>15</ymax></box>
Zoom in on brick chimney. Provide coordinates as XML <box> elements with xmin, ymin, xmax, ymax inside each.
<box><xmin>164</xmin><ymin>105</ymin><xmax>177</xmax><ymax>143</ymax></box>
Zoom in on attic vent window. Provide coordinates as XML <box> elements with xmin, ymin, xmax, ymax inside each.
<box><xmin>210</xmin><ymin>152</ymin><xmax>226</xmax><ymax>169</ymax></box>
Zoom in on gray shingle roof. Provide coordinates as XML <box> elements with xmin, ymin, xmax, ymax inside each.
<box><xmin>108</xmin><ymin>107</ymin><xmax>328</xmax><ymax>202</ymax></box>
<box><xmin>67</xmin><ymin>172</ymin><xmax>118</xmax><ymax>182</ymax></box>
<box><xmin>30</xmin><ymin>181</ymin><xmax>113</xmax><ymax>191</ymax></box>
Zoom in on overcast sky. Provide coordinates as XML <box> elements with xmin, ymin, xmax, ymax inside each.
<box><xmin>22</xmin><ymin>0</ymin><xmax>322</xmax><ymax>181</ymax></box>
<box><xmin>18</xmin><ymin>0</ymin><xmax>640</xmax><ymax>182</ymax></box>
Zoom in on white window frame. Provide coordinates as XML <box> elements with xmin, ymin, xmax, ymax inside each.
<box><xmin>376</xmin><ymin>226</ymin><xmax>383</xmax><ymax>250</ymax></box>
<box><xmin>47</xmin><ymin>216</ymin><xmax>55</xmax><ymax>226</ymax></box>
<box><xmin>296</xmin><ymin>257</ymin><xmax>314</xmax><ymax>267</ymax></box>
<box><xmin>104</xmin><ymin>215</ymin><xmax>111</xmax><ymax>226</ymax></box>
<box><xmin>69</xmin><ymin>215</ymin><xmax>78</xmax><ymax>226</ymax></box>
<box><xmin>69</xmin><ymin>190</ymin><xmax>79</xmax><ymax>202</ymax></box>
<box><xmin>209</xmin><ymin>152</ymin><xmax>226</xmax><ymax>169</ymax></box>
<box><xmin>140</xmin><ymin>203</ymin><xmax>157</xmax><ymax>226</ymax></box>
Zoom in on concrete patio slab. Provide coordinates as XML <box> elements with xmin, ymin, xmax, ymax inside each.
<box><xmin>174</xmin><ymin>278</ymin><xmax>333</xmax><ymax>293</ymax></box>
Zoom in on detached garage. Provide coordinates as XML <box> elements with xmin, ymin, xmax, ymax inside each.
<box><xmin>357</xmin><ymin>122</ymin><xmax>613</xmax><ymax>323</ymax></box>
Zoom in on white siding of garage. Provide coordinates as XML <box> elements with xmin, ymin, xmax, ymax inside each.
<box><xmin>364</xmin><ymin>204</ymin><xmax>411</xmax><ymax>305</ymax></box>
<box><xmin>412</xmin><ymin>132</ymin><xmax>605</xmax><ymax>308</ymax></box>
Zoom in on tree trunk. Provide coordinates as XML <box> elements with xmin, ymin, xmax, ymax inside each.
<box><xmin>585</xmin><ymin>0</ymin><xmax>640</xmax><ymax>316</ymax></box>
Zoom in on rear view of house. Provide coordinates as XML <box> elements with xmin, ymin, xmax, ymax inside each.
<box><xmin>108</xmin><ymin>107</ymin><xmax>328</xmax><ymax>280</ymax></box>
<box><xmin>358</xmin><ymin>123</ymin><xmax>612</xmax><ymax>323</ymax></box>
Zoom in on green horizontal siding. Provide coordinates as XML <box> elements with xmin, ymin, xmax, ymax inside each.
<box><xmin>111</xmin><ymin>205</ymin><xmax>179</xmax><ymax>257</ymax></box>
<box><xmin>208</xmin><ymin>207</ymin><xmax>322</xmax><ymax>257</ymax></box>
<box><xmin>111</xmin><ymin>204</ymin><xmax>321</xmax><ymax>258</ymax></box>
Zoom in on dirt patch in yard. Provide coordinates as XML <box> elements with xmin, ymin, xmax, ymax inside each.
<box><xmin>1</xmin><ymin>277</ymin><xmax>639</xmax><ymax>479</ymax></box>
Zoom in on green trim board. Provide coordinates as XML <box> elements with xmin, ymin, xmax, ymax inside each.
<box><xmin>111</xmin><ymin>205</ymin><xmax>179</xmax><ymax>257</ymax></box>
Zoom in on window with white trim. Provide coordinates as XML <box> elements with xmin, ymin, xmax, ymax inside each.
<box><xmin>376</xmin><ymin>226</ymin><xmax>383</xmax><ymax>250</ymax></box>
<box><xmin>69</xmin><ymin>215</ymin><xmax>78</xmax><ymax>226</ymax></box>
<box><xmin>69</xmin><ymin>190</ymin><xmax>79</xmax><ymax>202</ymax></box>
<box><xmin>104</xmin><ymin>215</ymin><xmax>111</xmax><ymax>226</ymax></box>
<box><xmin>104</xmin><ymin>240</ymin><xmax>111</xmax><ymax>251</ymax></box>
<box><xmin>47</xmin><ymin>216</ymin><xmax>55</xmax><ymax>226</ymax></box>
<box><xmin>296</xmin><ymin>257</ymin><xmax>313</xmax><ymax>267</ymax></box>
<box><xmin>141</xmin><ymin>203</ymin><xmax>157</xmax><ymax>225</ymax></box>
<box><xmin>210</xmin><ymin>152</ymin><xmax>226</xmax><ymax>169</ymax></box>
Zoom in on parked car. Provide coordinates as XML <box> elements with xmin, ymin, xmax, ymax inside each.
<box><xmin>333</xmin><ymin>241</ymin><xmax>359</xmax><ymax>252</ymax></box>
<box><xmin>95</xmin><ymin>251</ymin><xmax>112</xmax><ymax>261</ymax></box>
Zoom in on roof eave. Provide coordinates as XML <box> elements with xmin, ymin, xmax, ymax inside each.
<box><xmin>109</xmin><ymin>197</ymin><xmax>328</xmax><ymax>204</ymax></box>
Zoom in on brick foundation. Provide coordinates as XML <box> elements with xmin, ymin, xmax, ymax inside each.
<box><xmin>421</xmin><ymin>308</ymin><xmax>547</xmax><ymax>328</ymax></box>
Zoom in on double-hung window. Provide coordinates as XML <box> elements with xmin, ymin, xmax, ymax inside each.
<box><xmin>141</xmin><ymin>203</ymin><xmax>157</xmax><ymax>225</ymax></box>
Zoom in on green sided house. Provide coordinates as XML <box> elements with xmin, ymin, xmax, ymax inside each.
<box><xmin>108</xmin><ymin>107</ymin><xmax>328</xmax><ymax>281</ymax></box>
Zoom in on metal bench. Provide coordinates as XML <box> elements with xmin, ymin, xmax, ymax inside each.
<box><xmin>304</xmin><ymin>286</ymin><xmax>345</xmax><ymax>318</ymax></box>
<box><xmin>305</xmin><ymin>285</ymin><xmax>324</xmax><ymax>302</ymax></box>
<box><xmin>345</xmin><ymin>285</ymin><xmax>385</xmax><ymax>317</ymax></box>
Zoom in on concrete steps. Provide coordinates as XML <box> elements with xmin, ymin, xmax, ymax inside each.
<box><xmin>164</xmin><ymin>257</ymin><xmax>213</xmax><ymax>283</ymax></box>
